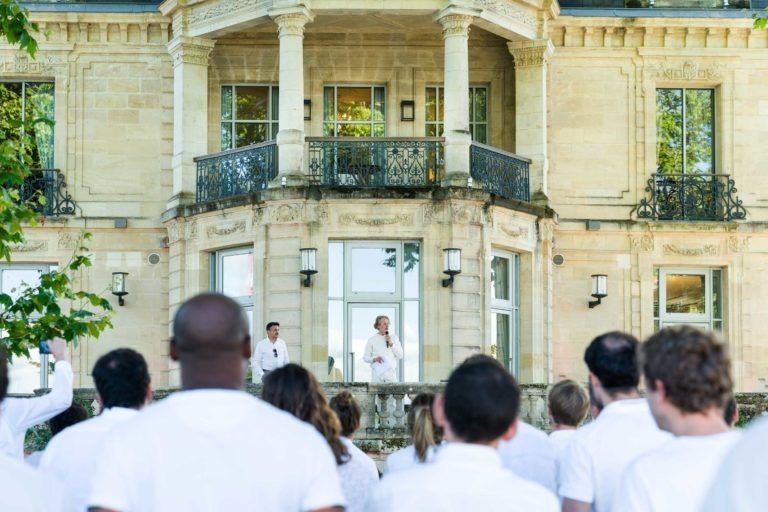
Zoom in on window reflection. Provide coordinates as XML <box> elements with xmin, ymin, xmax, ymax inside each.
<box><xmin>350</xmin><ymin>247</ymin><xmax>396</xmax><ymax>294</ymax></box>
<box><xmin>220</xmin><ymin>252</ymin><xmax>253</xmax><ymax>298</ymax></box>
<box><xmin>665</xmin><ymin>274</ymin><xmax>706</xmax><ymax>314</ymax></box>
<box><xmin>491</xmin><ymin>256</ymin><xmax>510</xmax><ymax>301</ymax></box>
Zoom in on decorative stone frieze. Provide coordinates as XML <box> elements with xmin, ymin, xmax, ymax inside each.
<box><xmin>508</xmin><ymin>39</ymin><xmax>555</xmax><ymax>68</ymax></box>
<box><xmin>437</xmin><ymin>14</ymin><xmax>474</xmax><ymax>38</ymax></box>
<box><xmin>1</xmin><ymin>54</ymin><xmax>60</xmax><ymax>74</ymax></box>
<box><xmin>185</xmin><ymin>220</ymin><xmax>198</xmax><ymax>240</ymax></box>
<box><xmin>630</xmin><ymin>235</ymin><xmax>655</xmax><ymax>253</ymax></box>
<box><xmin>166</xmin><ymin>220</ymin><xmax>182</xmax><ymax>244</ymax></box>
<box><xmin>273</xmin><ymin>11</ymin><xmax>312</xmax><ymax>38</ymax></box>
<box><xmin>663</xmin><ymin>244</ymin><xmax>719</xmax><ymax>257</ymax></box>
<box><xmin>338</xmin><ymin>214</ymin><xmax>413</xmax><ymax>227</ymax></box>
<box><xmin>652</xmin><ymin>60</ymin><xmax>723</xmax><ymax>81</ymax></box>
<box><xmin>167</xmin><ymin>36</ymin><xmax>215</xmax><ymax>68</ymax></box>
<box><xmin>500</xmin><ymin>225</ymin><xmax>529</xmax><ymax>239</ymax></box>
<box><xmin>270</xmin><ymin>204</ymin><xmax>303</xmax><ymax>223</ymax></box>
<box><xmin>728</xmin><ymin>237</ymin><xmax>750</xmax><ymax>253</ymax></box>
<box><xmin>206</xmin><ymin>220</ymin><xmax>246</xmax><ymax>238</ymax></box>
<box><xmin>422</xmin><ymin>204</ymin><xmax>446</xmax><ymax>225</ymax></box>
<box><xmin>11</xmin><ymin>240</ymin><xmax>48</xmax><ymax>253</ymax></box>
<box><xmin>473</xmin><ymin>0</ymin><xmax>537</xmax><ymax>29</ymax></box>
<box><xmin>188</xmin><ymin>0</ymin><xmax>268</xmax><ymax>28</ymax></box>
<box><xmin>252</xmin><ymin>207</ymin><xmax>266</xmax><ymax>226</ymax></box>
<box><xmin>58</xmin><ymin>232</ymin><xmax>80</xmax><ymax>250</ymax></box>
<box><xmin>451</xmin><ymin>205</ymin><xmax>482</xmax><ymax>224</ymax></box>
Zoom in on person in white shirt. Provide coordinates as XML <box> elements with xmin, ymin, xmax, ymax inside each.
<box><xmin>40</xmin><ymin>348</ymin><xmax>152</xmax><ymax>511</ymax></box>
<box><xmin>330</xmin><ymin>390</ymin><xmax>380</xmax><ymax>512</ymax></box>
<box><xmin>0</xmin><ymin>347</ymin><xmax>73</xmax><ymax>512</ymax></box>
<box><xmin>702</xmin><ymin>415</ymin><xmax>768</xmax><ymax>512</ymax></box>
<box><xmin>367</xmin><ymin>355</ymin><xmax>559</xmax><ymax>512</ymax></box>
<box><xmin>497</xmin><ymin>421</ymin><xmax>557</xmax><ymax>494</ymax></box>
<box><xmin>26</xmin><ymin>401</ymin><xmax>89</xmax><ymax>467</ymax></box>
<box><xmin>0</xmin><ymin>337</ymin><xmax>73</xmax><ymax>459</ymax></box>
<box><xmin>384</xmin><ymin>393</ymin><xmax>442</xmax><ymax>474</ymax></box>
<box><xmin>545</xmin><ymin>379</ymin><xmax>589</xmax><ymax>490</ymax></box>
<box><xmin>559</xmin><ymin>331</ymin><xmax>672</xmax><ymax>512</ymax></box>
<box><xmin>613</xmin><ymin>326</ymin><xmax>741</xmax><ymax>512</ymax></box>
<box><xmin>251</xmin><ymin>321</ymin><xmax>289</xmax><ymax>382</ymax></box>
<box><xmin>363</xmin><ymin>315</ymin><xmax>403</xmax><ymax>383</ymax></box>
<box><xmin>87</xmin><ymin>294</ymin><xmax>345</xmax><ymax>512</ymax></box>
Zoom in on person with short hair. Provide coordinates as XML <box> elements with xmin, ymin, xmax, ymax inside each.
<box><xmin>384</xmin><ymin>393</ymin><xmax>442</xmax><ymax>474</ymax></box>
<box><xmin>0</xmin><ymin>348</ymin><xmax>72</xmax><ymax>511</ymax></box>
<box><xmin>612</xmin><ymin>325</ymin><xmax>740</xmax><ymax>512</ymax></box>
<box><xmin>367</xmin><ymin>355</ymin><xmax>559</xmax><ymax>512</ymax></box>
<box><xmin>559</xmin><ymin>331</ymin><xmax>671</xmax><ymax>512</ymax></box>
<box><xmin>40</xmin><ymin>348</ymin><xmax>152</xmax><ymax>510</ymax></box>
<box><xmin>362</xmin><ymin>315</ymin><xmax>403</xmax><ymax>383</ymax></box>
<box><xmin>723</xmin><ymin>395</ymin><xmax>739</xmax><ymax>427</ymax></box>
<box><xmin>0</xmin><ymin>338</ymin><xmax>73</xmax><ymax>459</ymax></box>
<box><xmin>26</xmin><ymin>401</ymin><xmax>90</xmax><ymax>468</ymax></box>
<box><xmin>546</xmin><ymin>380</ymin><xmax>589</xmax><ymax>489</ymax></box>
<box><xmin>251</xmin><ymin>321</ymin><xmax>289</xmax><ymax>383</ymax></box>
<box><xmin>330</xmin><ymin>390</ymin><xmax>379</xmax><ymax>512</ymax></box>
<box><xmin>88</xmin><ymin>294</ymin><xmax>345</xmax><ymax>512</ymax></box>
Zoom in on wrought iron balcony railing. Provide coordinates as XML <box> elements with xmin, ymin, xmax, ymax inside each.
<box><xmin>195</xmin><ymin>140</ymin><xmax>277</xmax><ymax>203</ymax></box>
<box><xmin>307</xmin><ymin>137</ymin><xmax>443</xmax><ymax>188</ymax></box>
<box><xmin>19</xmin><ymin>169</ymin><xmax>76</xmax><ymax>216</ymax></box>
<box><xmin>470</xmin><ymin>142</ymin><xmax>530</xmax><ymax>202</ymax></box>
<box><xmin>637</xmin><ymin>173</ymin><xmax>746</xmax><ymax>221</ymax></box>
<box><xmin>560</xmin><ymin>0</ymin><xmax>760</xmax><ymax>8</ymax></box>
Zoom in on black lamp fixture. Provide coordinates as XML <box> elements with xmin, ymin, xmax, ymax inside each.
<box><xmin>300</xmin><ymin>248</ymin><xmax>318</xmax><ymax>287</ymax></box>
<box><xmin>442</xmin><ymin>248</ymin><xmax>462</xmax><ymax>287</ymax></box>
<box><xmin>589</xmin><ymin>274</ymin><xmax>607</xmax><ymax>308</ymax></box>
<box><xmin>304</xmin><ymin>99</ymin><xmax>311</xmax><ymax>120</ymax></box>
<box><xmin>400</xmin><ymin>100</ymin><xmax>415</xmax><ymax>122</ymax></box>
<box><xmin>111</xmin><ymin>271</ymin><xmax>128</xmax><ymax>306</ymax></box>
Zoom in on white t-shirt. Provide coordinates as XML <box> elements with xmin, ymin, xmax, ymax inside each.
<box><xmin>40</xmin><ymin>407</ymin><xmax>139</xmax><ymax>511</ymax></box>
<box><xmin>367</xmin><ymin>443</ymin><xmax>559</xmax><ymax>512</ymax></box>
<box><xmin>703</xmin><ymin>417</ymin><xmax>768</xmax><ymax>512</ymax></box>
<box><xmin>548</xmin><ymin>429</ymin><xmax>576</xmax><ymax>489</ymax></box>
<box><xmin>497</xmin><ymin>421</ymin><xmax>557</xmax><ymax>494</ymax></box>
<box><xmin>87</xmin><ymin>389</ymin><xmax>345</xmax><ymax>511</ymax></box>
<box><xmin>0</xmin><ymin>360</ymin><xmax>73</xmax><ymax>459</ymax></box>
<box><xmin>614</xmin><ymin>430</ymin><xmax>741</xmax><ymax>512</ymax></box>
<box><xmin>339</xmin><ymin>437</ymin><xmax>379</xmax><ymax>512</ymax></box>
<box><xmin>250</xmin><ymin>337</ymin><xmax>290</xmax><ymax>380</ymax></box>
<box><xmin>384</xmin><ymin>444</ymin><xmax>438</xmax><ymax>474</ymax></box>
<box><xmin>558</xmin><ymin>398</ymin><xmax>672</xmax><ymax>511</ymax></box>
<box><xmin>0</xmin><ymin>452</ymin><xmax>73</xmax><ymax>511</ymax></box>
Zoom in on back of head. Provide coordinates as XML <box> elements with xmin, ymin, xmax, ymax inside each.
<box><xmin>724</xmin><ymin>395</ymin><xmax>738</xmax><ymax>426</ymax></box>
<box><xmin>584</xmin><ymin>331</ymin><xmax>640</xmax><ymax>394</ymax></box>
<box><xmin>92</xmin><ymin>348</ymin><xmax>150</xmax><ymax>409</ymax></box>
<box><xmin>407</xmin><ymin>393</ymin><xmax>442</xmax><ymax>462</ymax></box>
<box><xmin>548</xmin><ymin>379</ymin><xmax>589</xmax><ymax>427</ymax></box>
<box><xmin>444</xmin><ymin>355</ymin><xmax>520</xmax><ymax>444</ymax></box>
<box><xmin>0</xmin><ymin>348</ymin><xmax>7</xmax><ymax>403</ymax></box>
<box><xmin>263</xmin><ymin>364</ymin><xmax>348</xmax><ymax>465</ymax></box>
<box><xmin>49</xmin><ymin>402</ymin><xmax>90</xmax><ymax>436</ymax></box>
<box><xmin>643</xmin><ymin>325</ymin><xmax>732</xmax><ymax>414</ymax></box>
<box><xmin>329</xmin><ymin>390</ymin><xmax>362</xmax><ymax>438</ymax></box>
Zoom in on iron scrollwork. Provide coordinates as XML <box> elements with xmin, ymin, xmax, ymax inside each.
<box><xmin>21</xmin><ymin>169</ymin><xmax>77</xmax><ymax>216</ymax></box>
<box><xmin>637</xmin><ymin>173</ymin><xmax>746</xmax><ymax>221</ymax></box>
<box><xmin>469</xmin><ymin>142</ymin><xmax>530</xmax><ymax>202</ymax></box>
<box><xmin>195</xmin><ymin>141</ymin><xmax>278</xmax><ymax>203</ymax></box>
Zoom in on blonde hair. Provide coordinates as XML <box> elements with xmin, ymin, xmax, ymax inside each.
<box><xmin>373</xmin><ymin>315</ymin><xmax>390</xmax><ymax>330</ymax></box>
<box><xmin>408</xmin><ymin>393</ymin><xmax>443</xmax><ymax>462</ymax></box>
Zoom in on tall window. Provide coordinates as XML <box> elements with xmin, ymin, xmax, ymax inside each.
<box><xmin>0</xmin><ymin>81</ymin><xmax>55</xmax><ymax>168</ymax></box>
<box><xmin>654</xmin><ymin>267</ymin><xmax>723</xmax><ymax>332</ymax></box>
<box><xmin>323</xmin><ymin>86</ymin><xmax>385</xmax><ymax>137</ymax></box>
<box><xmin>220</xmin><ymin>85</ymin><xmax>279</xmax><ymax>150</ymax></box>
<box><xmin>656</xmin><ymin>88</ymin><xmax>714</xmax><ymax>174</ymax></box>
<box><xmin>211</xmin><ymin>247</ymin><xmax>254</xmax><ymax>333</ymax></box>
<box><xmin>425</xmin><ymin>86</ymin><xmax>487</xmax><ymax>144</ymax></box>
<box><xmin>490</xmin><ymin>252</ymin><xmax>519</xmax><ymax>374</ymax></box>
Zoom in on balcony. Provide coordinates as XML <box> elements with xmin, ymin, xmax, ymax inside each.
<box><xmin>19</xmin><ymin>169</ymin><xmax>77</xmax><ymax>217</ymax></box>
<box><xmin>559</xmin><ymin>0</ymin><xmax>764</xmax><ymax>8</ymax></box>
<box><xmin>194</xmin><ymin>138</ymin><xmax>531</xmax><ymax>204</ymax></box>
<box><xmin>636</xmin><ymin>173</ymin><xmax>746</xmax><ymax>221</ymax></box>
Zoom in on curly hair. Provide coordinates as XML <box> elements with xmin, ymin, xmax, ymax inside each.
<box><xmin>643</xmin><ymin>325</ymin><xmax>732</xmax><ymax>414</ymax></box>
<box><xmin>262</xmin><ymin>364</ymin><xmax>349</xmax><ymax>465</ymax></box>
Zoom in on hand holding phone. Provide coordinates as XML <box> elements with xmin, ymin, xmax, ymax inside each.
<box><xmin>39</xmin><ymin>340</ymin><xmax>51</xmax><ymax>355</ymax></box>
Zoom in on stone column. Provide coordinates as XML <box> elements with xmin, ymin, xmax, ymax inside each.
<box><xmin>166</xmin><ymin>36</ymin><xmax>215</xmax><ymax>209</ymax></box>
<box><xmin>508</xmin><ymin>39</ymin><xmax>554</xmax><ymax>205</ymax></box>
<box><xmin>436</xmin><ymin>7</ymin><xmax>476</xmax><ymax>185</ymax></box>
<box><xmin>270</xmin><ymin>6</ymin><xmax>314</xmax><ymax>186</ymax></box>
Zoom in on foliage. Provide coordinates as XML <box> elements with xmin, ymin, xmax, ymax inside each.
<box><xmin>0</xmin><ymin>0</ymin><xmax>112</xmax><ymax>359</ymax></box>
<box><xmin>755</xmin><ymin>8</ymin><xmax>768</xmax><ymax>31</ymax></box>
<box><xmin>656</xmin><ymin>88</ymin><xmax>714</xmax><ymax>175</ymax></box>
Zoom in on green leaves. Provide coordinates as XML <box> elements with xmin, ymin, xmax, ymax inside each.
<box><xmin>0</xmin><ymin>0</ymin><xmax>39</xmax><ymax>58</ymax></box>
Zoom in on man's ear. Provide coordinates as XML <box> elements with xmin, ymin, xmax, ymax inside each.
<box><xmin>144</xmin><ymin>384</ymin><xmax>153</xmax><ymax>406</ymax></box>
<box><xmin>242</xmin><ymin>335</ymin><xmax>252</xmax><ymax>360</ymax></box>
<box><xmin>500</xmin><ymin>417</ymin><xmax>518</xmax><ymax>442</ymax></box>
<box><xmin>652</xmin><ymin>379</ymin><xmax>667</xmax><ymax>401</ymax></box>
<box><xmin>433</xmin><ymin>393</ymin><xmax>447</xmax><ymax>428</ymax></box>
<box><xmin>169</xmin><ymin>337</ymin><xmax>179</xmax><ymax>362</ymax></box>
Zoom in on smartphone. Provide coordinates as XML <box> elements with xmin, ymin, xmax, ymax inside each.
<box><xmin>39</xmin><ymin>340</ymin><xmax>51</xmax><ymax>355</ymax></box>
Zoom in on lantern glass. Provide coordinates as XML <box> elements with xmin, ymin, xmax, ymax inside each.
<box><xmin>300</xmin><ymin>248</ymin><xmax>317</xmax><ymax>273</ymax></box>
<box><xmin>591</xmin><ymin>274</ymin><xmax>607</xmax><ymax>297</ymax></box>
<box><xmin>112</xmin><ymin>272</ymin><xmax>127</xmax><ymax>294</ymax></box>
<box><xmin>443</xmin><ymin>248</ymin><xmax>461</xmax><ymax>274</ymax></box>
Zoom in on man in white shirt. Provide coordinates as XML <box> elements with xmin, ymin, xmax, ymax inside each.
<box><xmin>497</xmin><ymin>421</ymin><xmax>557</xmax><ymax>494</ymax></box>
<box><xmin>702</xmin><ymin>415</ymin><xmax>768</xmax><ymax>512</ymax></box>
<box><xmin>40</xmin><ymin>348</ymin><xmax>152</xmax><ymax>511</ymax></box>
<box><xmin>363</xmin><ymin>315</ymin><xmax>403</xmax><ymax>383</ymax></box>
<box><xmin>367</xmin><ymin>355</ymin><xmax>559</xmax><ymax>512</ymax></box>
<box><xmin>0</xmin><ymin>347</ymin><xmax>72</xmax><ymax>512</ymax></box>
<box><xmin>251</xmin><ymin>321</ymin><xmax>289</xmax><ymax>383</ymax></box>
<box><xmin>559</xmin><ymin>331</ymin><xmax>671</xmax><ymax>512</ymax></box>
<box><xmin>88</xmin><ymin>293</ymin><xmax>345</xmax><ymax>512</ymax></box>
<box><xmin>0</xmin><ymin>337</ymin><xmax>73</xmax><ymax>459</ymax></box>
<box><xmin>613</xmin><ymin>326</ymin><xmax>741</xmax><ymax>512</ymax></box>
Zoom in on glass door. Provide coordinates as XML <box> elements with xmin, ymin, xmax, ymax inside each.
<box><xmin>346</xmin><ymin>303</ymin><xmax>400</xmax><ymax>383</ymax></box>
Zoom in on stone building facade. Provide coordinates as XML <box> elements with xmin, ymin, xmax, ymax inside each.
<box><xmin>1</xmin><ymin>0</ymin><xmax>767</xmax><ymax>390</ymax></box>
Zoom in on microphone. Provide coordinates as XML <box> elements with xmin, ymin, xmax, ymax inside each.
<box><xmin>385</xmin><ymin>330</ymin><xmax>391</xmax><ymax>347</ymax></box>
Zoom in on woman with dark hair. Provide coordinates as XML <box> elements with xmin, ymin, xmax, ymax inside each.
<box><xmin>262</xmin><ymin>364</ymin><xmax>348</xmax><ymax>465</ymax></box>
<box><xmin>329</xmin><ymin>390</ymin><xmax>379</xmax><ymax>512</ymax></box>
<box><xmin>384</xmin><ymin>392</ymin><xmax>442</xmax><ymax>474</ymax></box>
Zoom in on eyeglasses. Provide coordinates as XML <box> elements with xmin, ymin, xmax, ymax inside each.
<box><xmin>273</xmin><ymin>348</ymin><xmax>278</xmax><ymax>358</ymax></box>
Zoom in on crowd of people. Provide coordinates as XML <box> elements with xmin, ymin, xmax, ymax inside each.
<box><xmin>1</xmin><ymin>292</ymin><xmax>767</xmax><ymax>511</ymax></box>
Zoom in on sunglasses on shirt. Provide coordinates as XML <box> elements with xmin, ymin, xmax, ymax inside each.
<box><xmin>273</xmin><ymin>348</ymin><xmax>278</xmax><ymax>358</ymax></box>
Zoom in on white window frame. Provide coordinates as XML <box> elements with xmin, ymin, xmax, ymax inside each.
<box><xmin>211</xmin><ymin>246</ymin><xmax>254</xmax><ymax>310</ymax></box>
<box><xmin>655</xmin><ymin>267</ymin><xmax>723</xmax><ymax>331</ymax></box>
<box><xmin>490</xmin><ymin>251</ymin><xmax>519</xmax><ymax>375</ymax></box>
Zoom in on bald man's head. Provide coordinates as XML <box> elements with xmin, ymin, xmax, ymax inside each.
<box><xmin>171</xmin><ymin>293</ymin><xmax>250</xmax><ymax>364</ymax></box>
